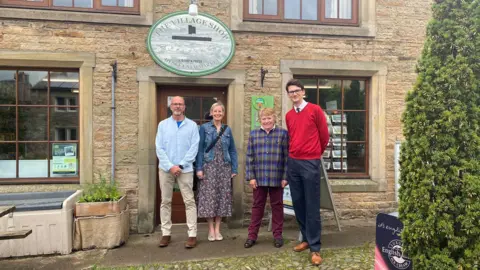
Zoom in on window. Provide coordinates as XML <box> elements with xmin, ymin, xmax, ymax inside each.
<box><xmin>244</xmin><ymin>0</ymin><xmax>358</xmax><ymax>25</ymax></box>
<box><xmin>0</xmin><ymin>0</ymin><xmax>139</xmax><ymax>14</ymax></box>
<box><xmin>55</xmin><ymin>97</ymin><xmax>77</xmax><ymax>112</ymax></box>
<box><xmin>0</xmin><ymin>69</ymin><xmax>80</xmax><ymax>181</ymax></box>
<box><xmin>297</xmin><ymin>77</ymin><xmax>368</xmax><ymax>178</ymax></box>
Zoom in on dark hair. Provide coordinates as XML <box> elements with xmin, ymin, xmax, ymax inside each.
<box><xmin>285</xmin><ymin>79</ymin><xmax>304</xmax><ymax>92</ymax></box>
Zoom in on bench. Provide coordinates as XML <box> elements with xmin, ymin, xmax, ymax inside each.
<box><xmin>0</xmin><ymin>205</ymin><xmax>32</xmax><ymax>240</ymax></box>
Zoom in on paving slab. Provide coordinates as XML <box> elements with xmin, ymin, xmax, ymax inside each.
<box><xmin>0</xmin><ymin>221</ymin><xmax>376</xmax><ymax>270</ymax></box>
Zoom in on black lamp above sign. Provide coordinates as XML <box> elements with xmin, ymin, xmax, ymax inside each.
<box><xmin>260</xmin><ymin>67</ymin><xmax>268</xmax><ymax>87</ymax></box>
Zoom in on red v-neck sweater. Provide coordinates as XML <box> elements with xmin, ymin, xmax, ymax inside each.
<box><xmin>286</xmin><ymin>103</ymin><xmax>330</xmax><ymax>160</ymax></box>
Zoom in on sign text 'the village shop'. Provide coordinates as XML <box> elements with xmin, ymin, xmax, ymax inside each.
<box><xmin>147</xmin><ymin>11</ymin><xmax>235</xmax><ymax>77</ymax></box>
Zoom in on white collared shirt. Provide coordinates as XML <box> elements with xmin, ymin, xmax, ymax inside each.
<box><xmin>260</xmin><ymin>124</ymin><xmax>276</xmax><ymax>134</ymax></box>
<box><xmin>294</xmin><ymin>100</ymin><xmax>308</xmax><ymax>113</ymax></box>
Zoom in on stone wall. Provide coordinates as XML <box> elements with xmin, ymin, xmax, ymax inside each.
<box><xmin>0</xmin><ymin>0</ymin><xmax>433</xmax><ymax>230</ymax></box>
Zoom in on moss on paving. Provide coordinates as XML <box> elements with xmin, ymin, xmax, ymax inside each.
<box><xmin>98</xmin><ymin>242</ymin><xmax>374</xmax><ymax>270</ymax></box>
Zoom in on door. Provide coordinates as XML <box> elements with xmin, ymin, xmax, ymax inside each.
<box><xmin>155</xmin><ymin>86</ymin><xmax>227</xmax><ymax>225</ymax></box>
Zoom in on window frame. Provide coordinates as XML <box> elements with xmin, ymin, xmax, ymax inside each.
<box><xmin>295</xmin><ymin>75</ymin><xmax>369</xmax><ymax>179</ymax></box>
<box><xmin>0</xmin><ymin>0</ymin><xmax>140</xmax><ymax>14</ymax></box>
<box><xmin>0</xmin><ymin>67</ymin><xmax>80</xmax><ymax>184</ymax></box>
<box><xmin>243</xmin><ymin>0</ymin><xmax>359</xmax><ymax>26</ymax></box>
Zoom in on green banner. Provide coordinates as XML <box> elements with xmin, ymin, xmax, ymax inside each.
<box><xmin>251</xmin><ymin>96</ymin><xmax>274</xmax><ymax>130</ymax></box>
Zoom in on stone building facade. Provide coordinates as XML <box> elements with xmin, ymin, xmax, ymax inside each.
<box><xmin>0</xmin><ymin>0</ymin><xmax>432</xmax><ymax>232</ymax></box>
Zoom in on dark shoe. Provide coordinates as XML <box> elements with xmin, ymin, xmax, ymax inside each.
<box><xmin>293</xmin><ymin>241</ymin><xmax>309</xmax><ymax>252</ymax></box>
<box><xmin>311</xmin><ymin>252</ymin><xmax>323</xmax><ymax>265</ymax></box>
<box><xmin>244</xmin><ymin>239</ymin><xmax>256</xmax><ymax>248</ymax></box>
<box><xmin>273</xmin><ymin>238</ymin><xmax>283</xmax><ymax>248</ymax></box>
<box><xmin>185</xmin><ymin>237</ymin><xmax>197</xmax><ymax>248</ymax></box>
<box><xmin>159</xmin><ymin>235</ymin><xmax>171</xmax><ymax>247</ymax></box>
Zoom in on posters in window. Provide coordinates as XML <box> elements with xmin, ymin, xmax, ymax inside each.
<box><xmin>52</xmin><ymin>143</ymin><xmax>77</xmax><ymax>175</ymax></box>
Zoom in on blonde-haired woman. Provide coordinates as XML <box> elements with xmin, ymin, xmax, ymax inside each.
<box><xmin>196</xmin><ymin>102</ymin><xmax>238</xmax><ymax>241</ymax></box>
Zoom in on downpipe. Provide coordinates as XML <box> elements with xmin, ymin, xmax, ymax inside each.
<box><xmin>110</xmin><ymin>61</ymin><xmax>117</xmax><ymax>184</ymax></box>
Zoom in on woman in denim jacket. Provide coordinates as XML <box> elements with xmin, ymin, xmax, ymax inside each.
<box><xmin>196</xmin><ymin>102</ymin><xmax>238</xmax><ymax>242</ymax></box>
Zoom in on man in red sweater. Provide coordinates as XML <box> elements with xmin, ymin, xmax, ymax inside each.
<box><xmin>285</xmin><ymin>79</ymin><xmax>329</xmax><ymax>266</ymax></box>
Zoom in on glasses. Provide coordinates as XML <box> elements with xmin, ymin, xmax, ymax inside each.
<box><xmin>287</xmin><ymin>89</ymin><xmax>303</xmax><ymax>95</ymax></box>
<box><xmin>171</xmin><ymin>103</ymin><xmax>185</xmax><ymax>106</ymax></box>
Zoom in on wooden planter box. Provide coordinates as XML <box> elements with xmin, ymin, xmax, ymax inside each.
<box><xmin>73</xmin><ymin>195</ymin><xmax>129</xmax><ymax>250</ymax></box>
<box><xmin>75</xmin><ymin>195</ymin><xmax>127</xmax><ymax>217</ymax></box>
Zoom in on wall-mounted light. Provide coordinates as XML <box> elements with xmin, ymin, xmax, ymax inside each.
<box><xmin>189</xmin><ymin>0</ymin><xmax>198</xmax><ymax>16</ymax></box>
<box><xmin>71</xmin><ymin>89</ymin><xmax>79</xmax><ymax>93</ymax></box>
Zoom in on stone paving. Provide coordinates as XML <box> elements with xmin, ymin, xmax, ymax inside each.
<box><xmin>97</xmin><ymin>242</ymin><xmax>375</xmax><ymax>270</ymax></box>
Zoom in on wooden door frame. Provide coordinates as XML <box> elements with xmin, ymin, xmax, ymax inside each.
<box><xmin>155</xmin><ymin>85</ymin><xmax>228</xmax><ymax>226</ymax></box>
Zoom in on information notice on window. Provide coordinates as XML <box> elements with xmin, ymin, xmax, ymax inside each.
<box><xmin>52</xmin><ymin>143</ymin><xmax>77</xmax><ymax>175</ymax></box>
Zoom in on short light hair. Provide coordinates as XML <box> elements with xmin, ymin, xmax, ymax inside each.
<box><xmin>259</xmin><ymin>108</ymin><xmax>276</xmax><ymax>121</ymax></box>
<box><xmin>210</xmin><ymin>101</ymin><xmax>225</xmax><ymax>113</ymax></box>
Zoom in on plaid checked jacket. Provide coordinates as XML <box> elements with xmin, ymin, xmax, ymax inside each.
<box><xmin>245</xmin><ymin>127</ymin><xmax>289</xmax><ymax>187</ymax></box>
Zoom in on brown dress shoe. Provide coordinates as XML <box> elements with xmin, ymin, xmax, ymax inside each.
<box><xmin>293</xmin><ymin>241</ymin><xmax>309</xmax><ymax>252</ymax></box>
<box><xmin>185</xmin><ymin>237</ymin><xmax>197</xmax><ymax>248</ymax></box>
<box><xmin>311</xmin><ymin>252</ymin><xmax>323</xmax><ymax>265</ymax></box>
<box><xmin>159</xmin><ymin>235</ymin><xmax>171</xmax><ymax>247</ymax></box>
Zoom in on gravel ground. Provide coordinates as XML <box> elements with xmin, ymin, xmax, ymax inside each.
<box><xmin>97</xmin><ymin>242</ymin><xmax>374</xmax><ymax>270</ymax></box>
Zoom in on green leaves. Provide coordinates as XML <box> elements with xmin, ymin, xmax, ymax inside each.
<box><xmin>400</xmin><ymin>0</ymin><xmax>480</xmax><ymax>269</ymax></box>
<box><xmin>78</xmin><ymin>174</ymin><xmax>122</xmax><ymax>203</ymax></box>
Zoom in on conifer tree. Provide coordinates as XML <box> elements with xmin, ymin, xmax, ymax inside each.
<box><xmin>399</xmin><ymin>0</ymin><xmax>480</xmax><ymax>269</ymax></box>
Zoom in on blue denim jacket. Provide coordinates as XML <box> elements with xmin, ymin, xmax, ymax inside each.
<box><xmin>196</xmin><ymin>121</ymin><xmax>238</xmax><ymax>174</ymax></box>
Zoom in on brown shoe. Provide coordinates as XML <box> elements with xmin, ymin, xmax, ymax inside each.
<box><xmin>311</xmin><ymin>252</ymin><xmax>323</xmax><ymax>266</ymax></box>
<box><xmin>158</xmin><ymin>235</ymin><xmax>171</xmax><ymax>247</ymax></box>
<box><xmin>293</xmin><ymin>241</ymin><xmax>309</xmax><ymax>252</ymax></box>
<box><xmin>185</xmin><ymin>237</ymin><xmax>197</xmax><ymax>248</ymax></box>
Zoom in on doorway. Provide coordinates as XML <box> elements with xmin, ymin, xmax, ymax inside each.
<box><xmin>155</xmin><ymin>85</ymin><xmax>227</xmax><ymax>226</ymax></box>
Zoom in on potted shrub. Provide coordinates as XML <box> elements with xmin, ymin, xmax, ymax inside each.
<box><xmin>73</xmin><ymin>175</ymin><xmax>129</xmax><ymax>250</ymax></box>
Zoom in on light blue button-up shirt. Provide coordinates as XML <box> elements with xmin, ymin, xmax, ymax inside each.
<box><xmin>155</xmin><ymin>116</ymin><xmax>200</xmax><ymax>173</ymax></box>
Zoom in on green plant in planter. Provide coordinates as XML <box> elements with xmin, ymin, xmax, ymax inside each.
<box><xmin>79</xmin><ymin>174</ymin><xmax>122</xmax><ymax>203</ymax></box>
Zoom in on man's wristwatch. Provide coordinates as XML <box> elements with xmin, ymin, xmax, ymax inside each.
<box><xmin>178</xmin><ymin>165</ymin><xmax>184</xmax><ymax>170</ymax></box>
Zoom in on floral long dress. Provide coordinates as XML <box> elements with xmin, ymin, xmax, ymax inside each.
<box><xmin>197</xmin><ymin>140</ymin><xmax>232</xmax><ymax>218</ymax></box>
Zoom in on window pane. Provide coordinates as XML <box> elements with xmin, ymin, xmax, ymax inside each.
<box><xmin>264</xmin><ymin>0</ymin><xmax>277</xmax><ymax>15</ymax></box>
<box><xmin>19</xmin><ymin>143</ymin><xmax>48</xmax><ymax>178</ymax></box>
<box><xmin>49</xmin><ymin>72</ymin><xmax>79</xmax><ymax>95</ymax></box>
<box><xmin>346</xmin><ymin>143</ymin><xmax>365</xmax><ymax>173</ymax></box>
<box><xmin>285</xmin><ymin>0</ymin><xmax>300</xmax><ymax>19</ymax></box>
<box><xmin>0</xmin><ymin>144</ymin><xmax>16</xmax><ymax>178</ymax></box>
<box><xmin>53</xmin><ymin>0</ymin><xmax>73</xmax><ymax>7</ymax></box>
<box><xmin>325</xmin><ymin>0</ymin><xmax>338</xmax><ymax>18</ymax></box>
<box><xmin>102</xmin><ymin>0</ymin><xmax>116</xmax><ymax>6</ymax></box>
<box><xmin>50</xmin><ymin>108</ymin><xmax>79</xmax><ymax>141</ymax></box>
<box><xmin>183</xmin><ymin>96</ymin><xmax>201</xmax><ymax>122</ymax></box>
<box><xmin>74</xmin><ymin>0</ymin><xmax>93</xmax><ymax>8</ymax></box>
<box><xmin>0</xmin><ymin>70</ymin><xmax>16</xmax><ymax>105</ymax></box>
<box><xmin>300</xmin><ymin>79</ymin><xmax>317</xmax><ymax>104</ymax></box>
<box><xmin>118</xmin><ymin>0</ymin><xmax>134</xmax><ymax>7</ymax></box>
<box><xmin>0</xmin><ymin>107</ymin><xmax>16</xmax><ymax>141</ymax></box>
<box><xmin>18</xmin><ymin>71</ymin><xmax>48</xmax><ymax>105</ymax></box>
<box><xmin>344</xmin><ymin>80</ymin><xmax>366</xmax><ymax>110</ymax></box>
<box><xmin>345</xmin><ymin>112</ymin><xmax>365</xmax><ymax>141</ymax></box>
<box><xmin>18</xmin><ymin>107</ymin><xmax>48</xmax><ymax>141</ymax></box>
<box><xmin>339</xmin><ymin>0</ymin><xmax>352</xmax><ymax>19</ymax></box>
<box><xmin>302</xmin><ymin>0</ymin><xmax>317</xmax><ymax>20</ymax></box>
<box><xmin>202</xmin><ymin>97</ymin><xmax>218</xmax><ymax>124</ymax></box>
<box><xmin>318</xmin><ymin>79</ymin><xmax>341</xmax><ymax>111</ymax></box>
<box><xmin>70</xmin><ymin>129</ymin><xmax>77</xmax><ymax>140</ymax></box>
<box><xmin>249</xmin><ymin>0</ymin><xmax>262</xmax><ymax>14</ymax></box>
<box><xmin>50</xmin><ymin>142</ymin><xmax>78</xmax><ymax>177</ymax></box>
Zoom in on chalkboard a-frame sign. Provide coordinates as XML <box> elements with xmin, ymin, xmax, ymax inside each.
<box><xmin>147</xmin><ymin>11</ymin><xmax>236</xmax><ymax>77</ymax></box>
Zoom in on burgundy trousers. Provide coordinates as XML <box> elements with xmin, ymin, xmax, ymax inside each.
<box><xmin>247</xmin><ymin>186</ymin><xmax>284</xmax><ymax>240</ymax></box>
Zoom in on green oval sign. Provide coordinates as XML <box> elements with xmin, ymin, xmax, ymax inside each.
<box><xmin>147</xmin><ymin>11</ymin><xmax>236</xmax><ymax>77</ymax></box>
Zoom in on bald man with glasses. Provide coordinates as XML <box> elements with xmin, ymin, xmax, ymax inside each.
<box><xmin>155</xmin><ymin>96</ymin><xmax>200</xmax><ymax>249</ymax></box>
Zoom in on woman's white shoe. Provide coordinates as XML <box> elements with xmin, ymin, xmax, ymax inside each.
<box><xmin>215</xmin><ymin>232</ymin><xmax>223</xmax><ymax>241</ymax></box>
<box><xmin>208</xmin><ymin>233</ymin><xmax>215</xmax><ymax>242</ymax></box>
